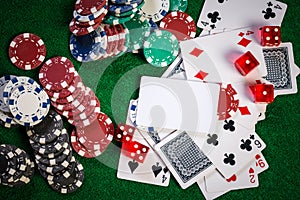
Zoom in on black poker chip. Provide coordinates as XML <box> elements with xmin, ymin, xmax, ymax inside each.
<box><xmin>35</xmin><ymin>144</ymin><xmax>72</xmax><ymax>166</ymax></box>
<box><xmin>29</xmin><ymin>128</ymin><xmax>69</xmax><ymax>155</ymax></box>
<box><xmin>48</xmin><ymin>159</ymin><xmax>84</xmax><ymax>194</ymax></box>
<box><xmin>26</xmin><ymin>110</ymin><xmax>63</xmax><ymax>144</ymax></box>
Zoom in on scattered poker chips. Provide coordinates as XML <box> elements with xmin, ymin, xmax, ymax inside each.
<box><xmin>8</xmin><ymin>33</ymin><xmax>46</xmax><ymax>70</ymax></box>
<box><xmin>0</xmin><ymin>144</ymin><xmax>34</xmax><ymax>187</ymax></box>
<box><xmin>160</xmin><ymin>11</ymin><xmax>196</xmax><ymax>41</ymax></box>
<box><xmin>0</xmin><ymin>75</ymin><xmax>50</xmax><ymax>127</ymax></box>
<box><xmin>27</xmin><ymin>109</ymin><xmax>84</xmax><ymax>194</ymax></box>
<box><xmin>140</xmin><ymin>0</ymin><xmax>170</xmax><ymax>22</ymax></box>
<box><xmin>143</xmin><ymin>30</ymin><xmax>179</xmax><ymax>67</ymax></box>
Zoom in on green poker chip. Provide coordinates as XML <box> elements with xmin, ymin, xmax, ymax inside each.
<box><xmin>125</xmin><ymin>14</ymin><xmax>151</xmax><ymax>51</ymax></box>
<box><xmin>170</xmin><ymin>0</ymin><xmax>188</xmax><ymax>12</ymax></box>
<box><xmin>143</xmin><ymin>30</ymin><xmax>179</xmax><ymax>67</ymax></box>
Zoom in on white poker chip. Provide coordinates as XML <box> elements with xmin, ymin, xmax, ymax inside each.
<box><xmin>0</xmin><ymin>75</ymin><xmax>17</xmax><ymax>112</ymax></box>
<box><xmin>8</xmin><ymin>84</ymin><xmax>50</xmax><ymax>126</ymax></box>
<box><xmin>140</xmin><ymin>0</ymin><xmax>170</xmax><ymax>22</ymax></box>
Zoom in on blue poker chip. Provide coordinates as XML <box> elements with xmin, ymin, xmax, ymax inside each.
<box><xmin>69</xmin><ymin>31</ymin><xmax>103</xmax><ymax>62</ymax></box>
<box><xmin>111</xmin><ymin>0</ymin><xmax>142</xmax><ymax>5</ymax></box>
<box><xmin>149</xmin><ymin>18</ymin><xmax>158</xmax><ymax>32</ymax></box>
<box><xmin>108</xmin><ymin>0</ymin><xmax>142</xmax><ymax>14</ymax></box>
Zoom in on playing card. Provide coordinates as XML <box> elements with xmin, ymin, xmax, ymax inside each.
<box><xmin>197</xmin><ymin>177</ymin><xmax>229</xmax><ymax>200</ymax></box>
<box><xmin>254</xmin><ymin>153</ymin><xmax>269</xmax><ymax>174</ymax></box>
<box><xmin>205</xmin><ymin>162</ymin><xmax>259</xmax><ymax>193</ymax></box>
<box><xmin>154</xmin><ymin>131</ymin><xmax>215</xmax><ymax>189</ymax></box>
<box><xmin>136</xmin><ymin>76</ymin><xmax>220</xmax><ymax>133</ymax></box>
<box><xmin>263</xmin><ymin>42</ymin><xmax>300</xmax><ymax>96</ymax></box>
<box><xmin>116</xmin><ymin>103</ymin><xmax>171</xmax><ymax>186</ymax></box>
<box><xmin>181</xmin><ymin>27</ymin><xmax>267</xmax><ymax>84</ymax></box>
<box><xmin>201</xmin><ymin>122</ymin><xmax>266</xmax><ymax>178</ymax></box>
<box><xmin>161</xmin><ymin>54</ymin><xmax>187</xmax><ymax>80</ymax></box>
<box><xmin>197</xmin><ymin>0</ymin><xmax>287</xmax><ymax>31</ymax></box>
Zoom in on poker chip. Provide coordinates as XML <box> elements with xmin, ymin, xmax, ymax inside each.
<box><xmin>169</xmin><ymin>0</ymin><xmax>188</xmax><ymax>12</ymax></box>
<box><xmin>125</xmin><ymin>14</ymin><xmax>151</xmax><ymax>51</ymax></box>
<box><xmin>39</xmin><ymin>142</ymin><xmax>70</xmax><ymax>159</ymax></box>
<box><xmin>143</xmin><ymin>30</ymin><xmax>179</xmax><ymax>67</ymax></box>
<box><xmin>39</xmin><ymin>57</ymin><xmax>76</xmax><ymax>91</ymax></box>
<box><xmin>35</xmin><ymin>145</ymin><xmax>72</xmax><ymax>166</ymax></box>
<box><xmin>76</xmin><ymin>112</ymin><xmax>113</xmax><ymax>151</ymax></box>
<box><xmin>159</xmin><ymin>11</ymin><xmax>196</xmax><ymax>41</ymax></box>
<box><xmin>108</xmin><ymin>1</ymin><xmax>141</xmax><ymax>14</ymax></box>
<box><xmin>76</xmin><ymin>12</ymin><xmax>107</xmax><ymax>27</ymax></box>
<box><xmin>45</xmin><ymin>73</ymin><xmax>82</xmax><ymax>100</ymax></box>
<box><xmin>111</xmin><ymin>0</ymin><xmax>142</xmax><ymax>5</ymax></box>
<box><xmin>74</xmin><ymin>5</ymin><xmax>107</xmax><ymax>23</ymax></box>
<box><xmin>68</xmin><ymin>109</ymin><xmax>99</xmax><ymax>127</ymax></box>
<box><xmin>115</xmin><ymin>24</ymin><xmax>126</xmax><ymax>53</ymax></box>
<box><xmin>36</xmin><ymin>153</ymin><xmax>72</xmax><ymax>175</ymax></box>
<box><xmin>113</xmin><ymin>1</ymin><xmax>145</xmax><ymax>17</ymax></box>
<box><xmin>116</xmin><ymin>25</ymin><xmax>130</xmax><ymax>57</ymax></box>
<box><xmin>218</xmin><ymin>84</ymin><xmax>240</xmax><ymax>120</ymax></box>
<box><xmin>0</xmin><ymin>110</ymin><xmax>19</xmax><ymax>128</ymax></box>
<box><xmin>26</xmin><ymin>110</ymin><xmax>63</xmax><ymax>144</ymax></box>
<box><xmin>51</xmin><ymin>83</ymin><xmax>84</xmax><ymax>104</ymax></box>
<box><xmin>110</xmin><ymin>25</ymin><xmax>121</xmax><ymax>56</ymax></box>
<box><xmin>69</xmin><ymin>32</ymin><xmax>103</xmax><ymax>62</ymax></box>
<box><xmin>29</xmin><ymin>128</ymin><xmax>69</xmax><ymax>155</ymax></box>
<box><xmin>140</xmin><ymin>0</ymin><xmax>170</xmax><ymax>22</ymax></box>
<box><xmin>74</xmin><ymin>0</ymin><xmax>107</xmax><ymax>15</ymax></box>
<box><xmin>47</xmin><ymin>159</ymin><xmax>84</xmax><ymax>194</ymax></box>
<box><xmin>71</xmin><ymin>130</ymin><xmax>101</xmax><ymax>158</ymax></box>
<box><xmin>102</xmin><ymin>13</ymin><xmax>135</xmax><ymax>25</ymax></box>
<box><xmin>8</xmin><ymin>33</ymin><xmax>46</xmax><ymax>70</ymax></box>
<box><xmin>0</xmin><ymin>75</ymin><xmax>17</xmax><ymax>113</ymax></box>
<box><xmin>69</xmin><ymin>18</ymin><xmax>102</xmax><ymax>36</ymax></box>
<box><xmin>8</xmin><ymin>84</ymin><xmax>50</xmax><ymax>126</ymax></box>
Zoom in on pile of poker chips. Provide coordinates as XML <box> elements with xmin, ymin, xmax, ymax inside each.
<box><xmin>0</xmin><ymin>75</ymin><xmax>50</xmax><ymax>128</ymax></box>
<box><xmin>8</xmin><ymin>33</ymin><xmax>46</xmax><ymax>71</ymax></box>
<box><xmin>0</xmin><ymin>144</ymin><xmax>34</xmax><ymax>187</ymax></box>
<box><xmin>27</xmin><ymin>110</ymin><xmax>84</xmax><ymax>194</ymax></box>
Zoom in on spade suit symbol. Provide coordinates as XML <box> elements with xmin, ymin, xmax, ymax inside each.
<box><xmin>128</xmin><ymin>160</ymin><xmax>139</xmax><ymax>174</ymax></box>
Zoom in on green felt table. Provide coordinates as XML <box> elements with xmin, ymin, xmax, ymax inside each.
<box><xmin>0</xmin><ymin>0</ymin><xmax>299</xmax><ymax>199</ymax></box>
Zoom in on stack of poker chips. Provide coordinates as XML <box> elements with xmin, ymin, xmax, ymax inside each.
<box><xmin>103</xmin><ymin>0</ymin><xmax>145</xmax><ymax>25</ymax></box>
<box><xmin>0</xmin><ymin>144</ymin><xmax>34</xmax><ymax>187</ymax></box>
<box><xmin>27</xmin><ymin>110</ymin><xmax>84</xmax><ymax>194</ymax></box>
<box><xmin>0</xmin><ymin>75</ymin><xmax>50</xmax><ymax>128</ymax></box>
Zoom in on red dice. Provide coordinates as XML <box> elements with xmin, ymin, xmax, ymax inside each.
<box><xmin>114</xmin><ymin>124</ymin><xmax>135</xmax><ymax>143</ymax></box>
<box><xmin>261</xmin><ymin>26</ymin><xmax>281</xmax><ymax>47</ymax></box>
<box><xmin>122</xmin><ymin>141</ymin><xmax>150</xmax><ymax>163</ymax></box>
<box><xmin>234</xmin><ymin>51</ymin><xmax>259</xmax><ymax>76</ymax></box>
<box><xmin>249</xmin><ymin>84</ymin><xmax>274</xmax><ymax>104</ymax></box>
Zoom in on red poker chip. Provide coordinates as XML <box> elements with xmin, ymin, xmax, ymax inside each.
<box><xmin>39</xmin><ymin>56</ymin><xmax>76</xmax><ymax>91</ymax></box>
<box><xmin>45</xmin><ymin>73</ymin><xmax>83</xmax><ymax>99</ymax></box>
<box><xmin>115</xmin><ymin>24</ymin><xmax>126</xmax><ymax>53</ymax></box>
<box><xmin>71</xmin><ymin>130</ymin><xmax>100</xmax><ymax>158</ymax></box>
<box><xmin>68</xmin><ymin>110</ymin><xmax>98</xmax><ymax>128</ymax></box>
<box><xmin>51</xmin><ymin>83</ymin><xmax>84</xmax><ymax>104</ymax></box>
<box><xmin>9</xmin><ymin>33</ymin><xmax>46</xmax><ymax>70</ymax></box>
<box><xmin>159</xmin><ymin>11</ymin><xmax>196</xmax><ymax>41</ymax></box>
<box><xmin>69</xmin><ymin>90</ymin><xmax>101</xmax><ymax>121</ymax></box>
<box><xmin>76</xmin><ymin>112</ymin><xmax>113</xmax><ymax>151</ymax></box>
<box><xmin>51</xmin><ymin>88</ymin><xmax>86</xmax><ymax>111</ymax></box>
<box><xmin>110</xmin><ymin>25</ymin><xmax>120</xmax><ymax>56</ymax></box>
<box><xmin>69</xmin><ymin>18</ymin><xmax>101</xmax><ymax>36</ymax></box>
<box><xmin>75</xmin><ymin>12</ymin><xmax>106</xmax><ymax>27</ymax></box>
<box><xmin>103</xmin><ymin>25</ymin><xmax>116</xmax><ymax>58</ymax></box>
<box><xmin>97</xmin><ymin>112</ymin><xmax>114</xmax><ymax>140</ymax></box>
<box><xmin>74</xmin><ymin>0</ymin><xmax>107</xmax><ymax>16</ymax></box>
<box><xmin>218</xmin><ymin>84</ymin><xmax>240</xmax><ymax>120</ymax></box>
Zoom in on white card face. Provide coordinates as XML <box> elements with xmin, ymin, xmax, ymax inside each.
<box><xmin>197</xmin><ymin>0</ymin><xmax>287</xmax><ymax>31</ymax></box>
<box><xmin>181</xmin><ymin>27</ymin><xmax>267</xmax><ymax>84</ymax></box>
<box><xmin>205</xmin><ymin>162</ymin><xmax>259</xmax><ymax>193</ymax></box>
<box><xmin>200</xmin><ymin>122</ymin><xmax>266</xmax><ymax>178</ymax></box>
<box><xmin>136</xmin><ymin>76</ymin><xmax>220</xmax><ymax>133</ymax></box>
<box><xmin>154</xmin><ymin>131</ymin><xmax>215</xmax><ymax>189</ymax></box>
<box><xmin>254</xmin><ymin>153</ymin><xmax>269</xmax><ymax>174</ymax></box>
<box><xmin>161</xmin><ymin>54</ymin><xmax>187</xmax><ymax>80</ymax></box>
<box><xmin>116</xmin><ymin>104</ymin><xmax>171</xmax><ymax>187</ymax></box>
<box><xmin>263</xmin><ymin>43</ymin><xmax>299</xmax><ymax>96</ymax></box>
<box><xmin>197</xmin><ymin>178</ymin><xmax>229</xmax><ymax>200</ymax></box>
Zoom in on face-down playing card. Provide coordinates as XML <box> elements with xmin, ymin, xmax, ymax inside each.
<box><xmin>154</xmin><ymin>130</ymin><xmax>215</xmax><ymax>189</ymax></box>
<box><xmin>136</xmin><ymin>76</ymin><xmax>220</xmax><ymax>133</ymax></box>
<box><xmin>116</xmin><ymin>103</ymin><xmax>171</xmax><ymax>186</ymax></box>
<box><xmin>181</xmin><ymin>27</ymin><xmax>268</xmax><ymax>84</ymax></box>
<box><xmin>197</xmin><ymin>0</ymin><xmax>287</xmax><ymax>32</ymax></box>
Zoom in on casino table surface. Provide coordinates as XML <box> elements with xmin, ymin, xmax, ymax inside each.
<box><xmin>0</xmin><ymin>0</ymin><xmax>299</xmax><ymax>199</ymax></box>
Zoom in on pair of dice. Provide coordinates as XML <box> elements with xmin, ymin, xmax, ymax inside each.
<box><xmin>234</xmin><ymin>26</ymin><xmax>279</xmax><ymax>104</ymax></box>
<box><xmin>114</xmin><ymin>124</ymin><xmax>150</xmax><ymax>163</ymax></box>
